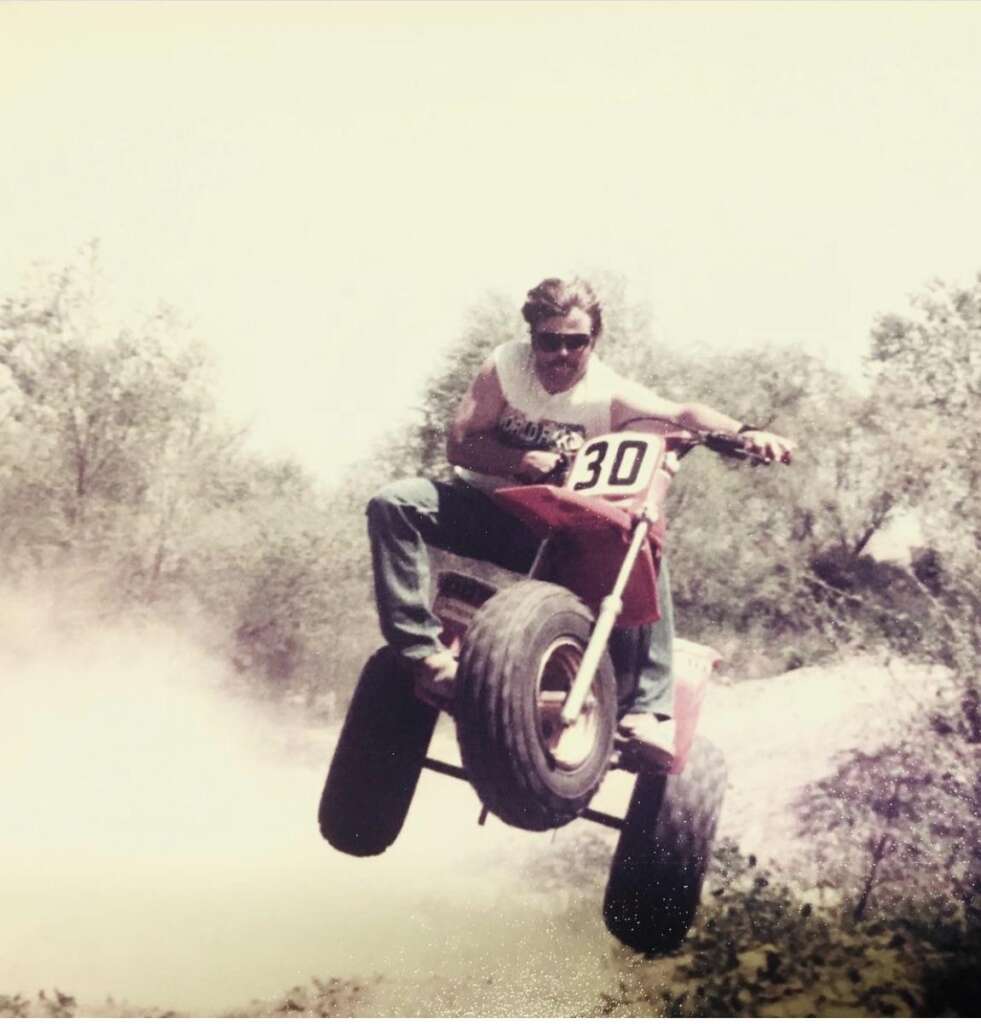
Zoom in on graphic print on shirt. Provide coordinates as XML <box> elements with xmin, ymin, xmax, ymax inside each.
<box><xmin>497</xmin><ymin>405</ymin><xmax>586</xmax><ymax>454</ymax></box>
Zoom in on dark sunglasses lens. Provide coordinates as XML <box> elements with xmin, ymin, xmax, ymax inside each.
<box><xmin>536</xmin><ymin>333</ymin><xmax>590</xmax><ymax>353</ymax></box>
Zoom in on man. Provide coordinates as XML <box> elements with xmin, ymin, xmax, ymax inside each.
<box><xmin>367</xmin><ymin>277</ymin><xmax>794</xmax><ymax>766</ymax></box>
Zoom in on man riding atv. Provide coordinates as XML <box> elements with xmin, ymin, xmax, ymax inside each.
<box><xmin>367</xmin><ymin>277</ymin><xmax>794</xmax><ymax>768</ymax></box>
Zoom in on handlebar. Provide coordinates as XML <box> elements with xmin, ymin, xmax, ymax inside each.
<box><xmin>612</xmin><ymin>416</ymin><xmax>789</xmax><ymax>466</ymax></box>
<box><xmin>536</xmin><ymin>429</ymin><xmax>771</xmax><ymax>488</ymax></box>
<box><xmin>698</xmin><ymin>430</ymin><xmax>792</xmax><ymax>466</ymax></box>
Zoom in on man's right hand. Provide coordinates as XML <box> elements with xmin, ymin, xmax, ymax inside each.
<box><xmin>515</xmin><ymin>450</ymin><xmax>564</xmax><ymax>483</ymax></box>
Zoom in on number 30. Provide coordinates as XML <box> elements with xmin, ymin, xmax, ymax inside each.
<box><xmin>571</xmin><ymin>437</ymin><xmax>650</xmax><ymax>493</ymax></box>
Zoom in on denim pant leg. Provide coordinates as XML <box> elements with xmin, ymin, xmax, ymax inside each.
<box><xmin>612</xmin><ymin>558</ymin><xmax>675</xmax><ymax>720</ymax></box>
<box><xmin>365</xmin><ymin>477</ymin><xmax>539</xmax><ymax>661</ymax></box>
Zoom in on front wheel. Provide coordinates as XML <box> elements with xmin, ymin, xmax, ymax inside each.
<box><xmin>455</xmin><ymin>581</ymin><xmax>617</xmax><ymax>831</ymax></box>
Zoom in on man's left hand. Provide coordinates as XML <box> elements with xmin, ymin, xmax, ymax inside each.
<box><xmin>740</xmin><ymin>430</ymin><xmax>795</xmax><ymax>465</ymax></box>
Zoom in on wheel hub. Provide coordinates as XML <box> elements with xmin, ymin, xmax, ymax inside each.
<box><xmin>536</xmin><ymin>637</ymin><xmax>600</xmax><ymax>770</ymax></box>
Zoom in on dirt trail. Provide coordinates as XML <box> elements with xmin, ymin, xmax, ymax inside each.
<box><xmin>700</xmin><ymin>656</ymin><xmax>939</xmax><ymax>876</ymax></box>
<box><xmin>0</xmin><ymin>598</ymin><xmax>939</xmax><ymax>1014</ymax></box>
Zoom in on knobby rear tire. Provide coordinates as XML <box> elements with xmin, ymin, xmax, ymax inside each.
<box><xmin>455</xmin><ymin>580</ymin><xmax>617</xmax><ymax>831</ymax></box>
<box><xmin>318</xmin><ymin>646</ymin><xmax>438</xmax><ymax>857</ymax></box>
<box><xmin>603</xmin><ymin>736</ymin><xmax>727</xmax><ymax>954</ymax></box>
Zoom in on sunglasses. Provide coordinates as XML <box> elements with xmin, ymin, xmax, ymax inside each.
<box><xmin>532</xmin><ymin>332</ymin><xmax>592</xmax><ymax>354</ymax></box>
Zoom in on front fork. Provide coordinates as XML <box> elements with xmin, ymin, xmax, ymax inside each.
<box><xmin>556</xmin><ymin>514</ymin><xmax>654</xmax><ymax>726</ymax></box>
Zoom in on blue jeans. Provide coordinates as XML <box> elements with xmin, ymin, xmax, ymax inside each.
<box><xmin>366</xmin><ymin>477</ymin><xmax>674</xmax><ymax>719</ymax></box>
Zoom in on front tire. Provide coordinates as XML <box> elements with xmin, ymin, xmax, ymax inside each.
<box><xmin>603</xmin><ymin>736</ymin><xmax>727</xmax><ymax>954</ymax></box>
<box><xmin>455</xmin><ymin>581</ymin><xmax>617</xmax><ymax>831</ymax></box>
<box><xmin>318</xmin><ymin>647</ymin><xmax>438</xmax><ymax>857</ymax></box>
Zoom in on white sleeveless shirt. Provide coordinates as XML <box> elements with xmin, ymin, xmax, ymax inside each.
<box><xmin>455</xmin><ymin>340</ymin><xmax>626</xmax><ymax>493</ymax></box>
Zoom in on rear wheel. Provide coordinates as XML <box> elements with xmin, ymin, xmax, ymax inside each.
<box><xmin>318</xmin><ymin>647</ymin><xmax>438</xmax><ymax>856</ymax></box>
<box><xmin>455</xmin><ymin>581</ymin><xmax>616</xmax><ymax>831</ymax></box>
<box><xmin>603</xmin><ymin>736</ymin><xmax>727</xmax><ymax>953</ymax></box>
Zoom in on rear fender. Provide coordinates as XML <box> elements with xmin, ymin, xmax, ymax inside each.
<box><xmin>668</xmin><ymin>638</ymin><xmax>722</xmax><ymax>774</ymax></box>
<box><xmin>433</xmin><ymin>571</ymin><xmax>497</xmax><ymax>655</ymax></box>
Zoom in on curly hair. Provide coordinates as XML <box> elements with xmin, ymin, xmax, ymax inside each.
<box><xmin>520</xmin><ymin>277</ymin><xmax>603</xmax><ymax>339</ymax></box>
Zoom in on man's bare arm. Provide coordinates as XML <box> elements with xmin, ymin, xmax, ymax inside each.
<box><xmin>446</xmin><ymin>358</ymin><xmax>562</xmax><ymax>481</ymax></box>
<box><xmin>612</xmin><ymin>390</ymin><xmax>795</xmax><ymax>463</ymax></box>
<box><xmin>611</xmin><ymin>390</ymin><xmax>742</xmax><ymax>435</ymax></box>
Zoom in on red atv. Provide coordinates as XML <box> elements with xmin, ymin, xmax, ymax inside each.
<box><xmin>319</xmin><ymin>426</ymin><xmax>757</xmax><ymax>954</ymax></box>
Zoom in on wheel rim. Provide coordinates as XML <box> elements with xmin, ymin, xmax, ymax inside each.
<box><xmin>536</xmin><ymin>637</ymin><xmax>600</xmax><ymax>770</ymax></box>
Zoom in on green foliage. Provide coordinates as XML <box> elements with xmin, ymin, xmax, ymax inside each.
<box><xmin>0</xmin><ymin>990</ymin><xmax>75</xmax><ymax>1019</ymax></box>
<box><xmin>239</xmin><ymin>976</ymin><xmax>373</xmax><ymax>1017</ymax></box>
<box><xmin>0</xmin><ymin>989</ymin><xmax>184</xmax><ymax>1018</ymax></box>
<box><xmin>583</xmin><ymin>269</ymin><xmax>661</xmax><ymax>385</ymax></box>
<box><xmin>0</xmin><ymin>994</ymin><xmax>30</xmax><ymax>1019</ymax></box>
<box><xmin>0</xmin><ymin>248</ymin><xmax>373</xmax><ymax>711</ymax></box>
<box><xmin>669</xmin><ymin>844</ymin><xmax>891</xmax><ymax>1017</ymax></box>
<box><xmin>398</xmin><ymin>290</ymin><xmax>523</xmax><ymax>478</ymax></box>
<box><xmin>594</xmin><ymin>841</ymin><xmax>981</xmax><ymax>1017</ymax></box>
<box><xmin>2</xmin><ymin>244</ymin><xmax>977</xmax><ymax>746</ymax></box>
<box><xmin>798</xmin><ymin>737</ymin><xmax>979</xmax><ymax>922</ymax></box>
<box><xmin>865</xmin><ymin>275</ymin><xmax>981</xmax><ymax>675</ymax></box>
<box><xmin>660</xmin><ymin>346</ymin><xmax>880</xmax><ymax>668</ymax></box>
<box><xmin>870</xmin><ymin>273</ymin><xmax>981</xmax><ymax>419</ymax></box>
<box><xmin>0</xmin><ymin>256</ymin><xmax>218</xmax><ymax>581</ymax></box>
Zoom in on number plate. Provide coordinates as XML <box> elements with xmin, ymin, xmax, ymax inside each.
<box><xmin>565</xmin><ymin>432</ymin><xmax>664</xmax><ymax>496</ymax></box>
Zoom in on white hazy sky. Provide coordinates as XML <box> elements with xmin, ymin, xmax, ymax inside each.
<box><xmin>2</xmin><ymin>1</ymin><xmax>980</xmax><ymax>480</ymax></box>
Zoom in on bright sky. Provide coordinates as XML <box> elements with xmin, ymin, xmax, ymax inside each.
<box><xmin>2</xmin><ymin>1</ymin><xmax>980</xmax><ymax>480</ymax></box>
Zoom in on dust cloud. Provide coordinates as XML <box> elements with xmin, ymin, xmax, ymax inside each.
<box><xmin>0</xmin><ymin>584</ymin><xmax>635</xmax><ymax>1016</ymax></box>
<box><xmin>2</xmin><ymin>581</ymin><xmax>932</xmax><ymax>1014</ymax></box>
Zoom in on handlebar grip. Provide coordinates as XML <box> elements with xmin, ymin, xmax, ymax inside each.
<box><xmin>704</xmin><ymin>432</ymin><xmax>751</xmax><ymax>459</ymax></box>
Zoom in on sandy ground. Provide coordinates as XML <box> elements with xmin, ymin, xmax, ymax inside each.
<box><xmin>0</xmin><ymin>597</ymin><xmax>942</xmax><ymax>1014</ymax></box>
<box><xmin>700</xmin><ymin>655</ymin><xmax>942</xmax><ymax>876</ymax></box>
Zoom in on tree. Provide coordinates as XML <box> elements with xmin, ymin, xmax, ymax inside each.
<box><xmin>797</xmin><ymin>738</ymin><xmax>977</xmax><ymax>921</ymax></box>
<box><xmin>867</xmin><ymin>274</ymin><xmax>980</xmax><ymax>676</ymax></box>
<box><xmin>788</xmin><ymin>273</ymin><xmax>981</xmax><ymax>962</ymax></box>
<box><xmin>397</xmin><ymin>290</ymin><xmax>522</xmax><ymax>478</ymax></box>
<box><xmin>870</xmin><ymin>274</ymin><xmax>981</xmax><ymax>420</ymax></box>
<box><xmin>0</xmin><ymin>248</ymin><xmax>220</xmax><ymax>584</ymax></box>
<box><xmin>0</xmin><ymin>248</ymin><xmax>364</xmax><ymax>709</ymax></box>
